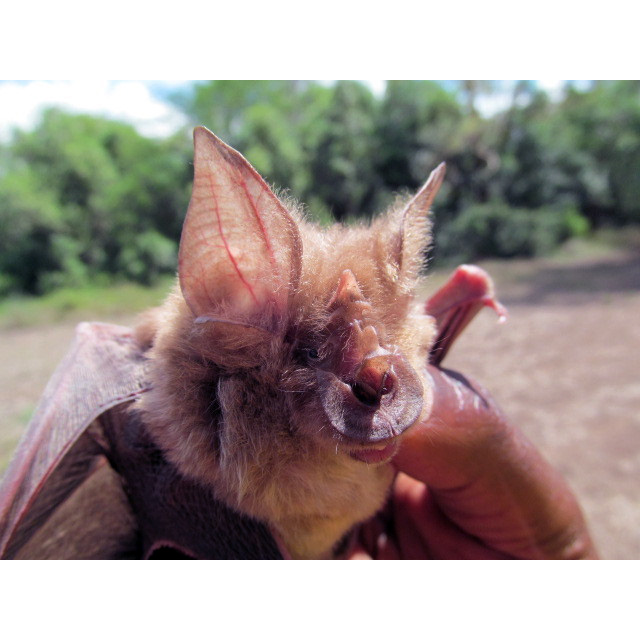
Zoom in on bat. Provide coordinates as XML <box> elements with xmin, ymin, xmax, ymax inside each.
<box><xmin>0</xmin><ymin>127</ymin><xmax>505</xmax><ymax>559</ymax></box>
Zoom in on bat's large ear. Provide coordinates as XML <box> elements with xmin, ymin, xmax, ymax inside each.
<box><xmin>383</xmin><ymin>163</ymin><xmax>446</xmax><ymax>290</ymax></box>
<box><xmin>179</xmin><ymin>127</ymin><xmax>302</xmax><ymax>329</ymax></box>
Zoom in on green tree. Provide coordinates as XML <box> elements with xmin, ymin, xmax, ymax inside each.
<box><xmin>0</xmin><ymin>109</ymin><xmax>191</xmax><ymax>293</ymax></box>
<box><xmin>307</xmin><ymin>81</ymin><xmax>380</xmax><ymax>221</ymax></box>
<box><xmin>551</xmin><ymin>81</ymin><xmax>640</xmax><ymax>224</ymax></box>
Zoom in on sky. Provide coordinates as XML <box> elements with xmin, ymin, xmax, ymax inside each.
<box><xmin>0</xmin><ymin>80</ymin><xmax>572</xmax><ymax>142</ymax></box>
<box><xmin>0</xmin><ymin>81</ymin><xmax>190</xmax><ymax>141</ymax></box>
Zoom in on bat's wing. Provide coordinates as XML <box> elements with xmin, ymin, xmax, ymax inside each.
<box><xmin>0</xmin><ymin>323</ymin><xmax>150</xmax><ymax>559</ymax></box>
<box><xmin>103</xmin><ymin>406</ymin><xmax>284</xmax><ymax>561</ymax></box>
<box><xmin>426</xmin><ymin>265</ymin><xmax>507</xmax><ymax>365</ymax></box>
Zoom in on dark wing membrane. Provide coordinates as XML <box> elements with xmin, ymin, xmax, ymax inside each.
<box><xmin>0</xmin><ymin>323</ymin><xmax>150</xmax><ymax>559</ymax></box>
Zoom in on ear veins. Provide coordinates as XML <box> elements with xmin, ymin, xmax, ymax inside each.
<box><xmin>182</xmin><ymin>127</ymin><xmax>303</xmax><ymax>320</ymax></box>
<box><xmin>229</xmin><ymin>173</ymin><xmax>278</xmax><ymax>273</ymax></box>
<box><xmin>202</xmin><ymin>127</ymin><xmax>303</xmax><ymax>296</ymax></box>
<box><xmin>205</xmin><ymin>171</ymin><xmax>260</xmax><ymax>306</ymax></box>
<box><xmin>179</xmin><ymin>191</ymin><xmax>218</xmax><ymax>310</ymax></box>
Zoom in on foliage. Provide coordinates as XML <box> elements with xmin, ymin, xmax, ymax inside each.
<box><xmin>1</xmin><ymin>80</ymin><xmax>639</xmax><ymax>297</ymax></box>
<box><xmin>435</xmin><ymin>202</ymin><xmax>590</xmax><ymax>263</ymax></box>
<box><xmin>0</xmin><ymin>109</ymin><xmax>190</xmax><ymax>294</ymax></box>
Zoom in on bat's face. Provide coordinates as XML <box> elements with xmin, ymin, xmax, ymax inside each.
<box><xmin>166</xmin><ymin>128</ymin><xmax>445</xmax><ymax>467</ymax></box>
<box><xmin>175</xmin><ymin>236</ymin><xmax>433</xmax><ymax>469</ymax></box>
<box><xmin>280</xmin><ymin>253</ymin><xmax>429</xmax><ymax>466</ymax></box>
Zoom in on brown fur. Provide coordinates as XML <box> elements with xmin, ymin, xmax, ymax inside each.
<box><xmin>134</xmin><ymin>128</ymin><xmax>442</xmax><ymax>559</ymax></box>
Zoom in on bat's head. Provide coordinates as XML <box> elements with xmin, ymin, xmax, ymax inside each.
<box><xmin>282</xmin><ymin>264</ymin><xmax>428</xmax><ymax>464</ymax></box>
<box><xmin>149</xmin><ymin>127</ymin><xmax>444</xmax><ymax>479</ymax></box>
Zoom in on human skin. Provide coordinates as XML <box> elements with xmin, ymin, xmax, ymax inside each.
<box><xmin>348</xmin><ymin>364</ymin><xmax>599</xmax><ymax>560</ymax></box>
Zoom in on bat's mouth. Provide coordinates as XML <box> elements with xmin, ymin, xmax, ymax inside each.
<box><xmin>347</xmin><ymin>439</ymin><xmax>399</xmax><ymax>465</ymax></box>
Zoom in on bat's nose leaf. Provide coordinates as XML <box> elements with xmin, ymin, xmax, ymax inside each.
<box><xmin>318</xmin><ymin>353</ymin><xmax>423</xmax><ymax>444</ymax></box>
<box><xmin>318</xmin><ymin>270</ymin><xmax>424</xmax><ymax>443</ymax></box>
<box><xmin>351</xmin><ymin>356</ymin><xmax>396</xmax><ymax>407</ymax></box>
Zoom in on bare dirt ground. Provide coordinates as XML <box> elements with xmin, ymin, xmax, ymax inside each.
<box><xmin>1</xmin><ymin>250</ymin><xmax>639</xmax><ymax>559</ymax></box>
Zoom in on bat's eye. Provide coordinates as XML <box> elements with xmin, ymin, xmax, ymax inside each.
<box><xmin>294</xmin><ymin>342</ymin><xmax>323</xmax><ymax>365</ymax></box>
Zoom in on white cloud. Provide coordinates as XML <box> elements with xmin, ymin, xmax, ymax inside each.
<box><xmin>475</xmin><ymin>92</ymin><xmax>514</xmax><ymax>117</ymax></box>
<box><xmin>474</xmin><ymin>81</ymin><xmax>590</xmax><ymax>117</ymax></box>
<box><xmin>0</xmin><ymin>81</ymin><xmax>188</xmax><ymax>141</ymax></box>
<box><xmin>537</xmin><ymin>79</ymin><xmax>566</xmax><ymax>101</ymax></box>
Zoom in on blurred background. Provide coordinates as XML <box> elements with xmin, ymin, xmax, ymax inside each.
<box><xmin>0</xmin><ymin>80</ymin><xmax>638</xmax><ymax>558</ymax></box>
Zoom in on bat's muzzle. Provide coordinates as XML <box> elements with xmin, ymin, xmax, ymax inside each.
<box><xmin>317</xmin><ymin>352</ymin><xmax>424</xmax><ymax>445</ymax></box>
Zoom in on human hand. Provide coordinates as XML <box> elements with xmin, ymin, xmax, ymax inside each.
<box><xmin>349</xmin><ymin>364</ymin><xmax>598</xmax><ymax>559</ymax></box>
